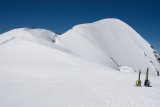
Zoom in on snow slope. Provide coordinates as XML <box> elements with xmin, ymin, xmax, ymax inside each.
<box><xmin>0</xmin><ymin>28</ymin><xmax>57</xmax><ymax>45</ymax></box>
<box><xmin>59</xmin><ymin>18</ymin><xmax>160</xmax><ymax>74</ymax></box>
<box><xmin>0</xmin><ymin>19</ymin><xmax>160</xmax><ymax>107</ymax></box>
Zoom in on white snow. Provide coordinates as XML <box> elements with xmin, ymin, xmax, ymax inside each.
<box><xmin>117</xmin><ymin>66</ymin><xmax>135</xmax><ymax>72</ymax></box>
<box><xmin>0</xmin><ymin>19</ymin><xmax>160</xmax><ymax>107</ymax></box>
<box><xmin>59</xmin><ymin>18</ymin><xmax>160</xmax><ymax>74</ymax></box>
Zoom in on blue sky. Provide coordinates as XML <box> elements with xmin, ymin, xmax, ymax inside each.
<box><xmin>0</xmin><ymin>0</ymin><xmax>160</xmax><ymax>52</ymax></box>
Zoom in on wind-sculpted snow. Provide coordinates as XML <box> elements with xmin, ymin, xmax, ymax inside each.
<box><xmin>59</xmin><ymin>18</ymin><xmax>160</xmax><ymax>74</ymax></box>
<box><xmin>0</xmin><ymin>28</ymin><xmax>57</xmax><ymax>44</ymax></box>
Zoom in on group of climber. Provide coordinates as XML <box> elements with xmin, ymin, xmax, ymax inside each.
<box><xmin>136</xmin><ymin>68</ymin><xmax>151</xmax><ymax>87</ymax></box>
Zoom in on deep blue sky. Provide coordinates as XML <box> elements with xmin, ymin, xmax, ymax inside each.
<box><xmin>0</xmin><ymin>0</ymin><xmax>160</xmax><ymax>52</ymax></box>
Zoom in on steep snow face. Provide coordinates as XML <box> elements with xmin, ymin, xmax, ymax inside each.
<box><xmin>0</xmin><ymin>28</ymin><xmax>57</xmax><ymax>45</ymax></box>
<box><xmin>59</xmin><ymin>18</ymin><xmax>160</xmax><ymax>74</ymax></box>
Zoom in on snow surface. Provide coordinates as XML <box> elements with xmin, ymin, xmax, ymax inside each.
<box><xmin>59</xmin><ymin>18</ymin><xmax>160</xmax><ymax>74</ymax></box>
<box><xmin>117</xmin><ymin>66</ymin><xmax>135</xmax><ymax>72</ymax></box>
<box><xmin>0</xmin><ymin>19</ymin><xmax>160</xmax><ymax>107</ymax></box>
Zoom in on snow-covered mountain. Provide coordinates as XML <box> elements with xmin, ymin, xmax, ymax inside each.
<box><xmin>59</xmin><ymin>18</ymin><xmax>160</xmax><ymax>74</ymax></box>
<box><xmin>0</xmin><ymin>19</ymin><xmax>160</xmax><ymax>107</ymax></box>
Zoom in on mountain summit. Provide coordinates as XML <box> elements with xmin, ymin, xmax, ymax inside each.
<box><xmin>59</xmin><ymin>18</ymin><xmax>160</xmax><ymax>73</ymax></box>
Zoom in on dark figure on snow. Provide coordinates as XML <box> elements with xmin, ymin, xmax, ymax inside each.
<box><xmin>144</xmin><ymin>68</ymin><xmax>151</xmax><ymax>87</ymax></box>
<box><xmin>157</xmin><ymin>71</ymin><xmax>159</xmax><ymax>76</ymax></box>
<box><xmin>136</xmin><ymin>70</ymin><xmax>141</xmax><ymax>86</ymax></box>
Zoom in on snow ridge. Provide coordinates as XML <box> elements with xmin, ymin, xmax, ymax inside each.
<box><xmin>0</xmin><ymin>18</ymin><xmax>160</xmax><ymax>107</ymax></box>
<box><xmin>59</xmin><ymin>18</ymin><xmax>160</xmax><ymax>74</ymax></box>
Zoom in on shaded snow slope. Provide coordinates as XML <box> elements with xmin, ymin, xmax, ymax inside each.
<box><xmin>0</xmin><ymin>28</ymin><xmax>57</xmax><ymax>45</ymax></box>
<box><xmin>59</xmin><ymin>18</ymin><xmax>160</xmax><ymax>74</ymax></box>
